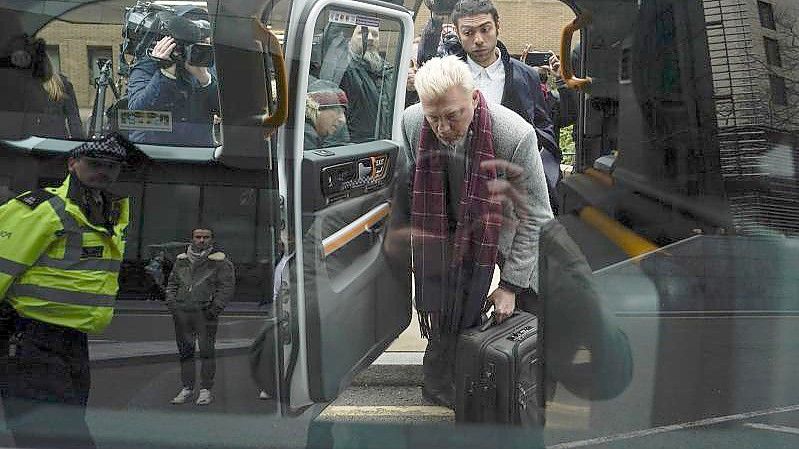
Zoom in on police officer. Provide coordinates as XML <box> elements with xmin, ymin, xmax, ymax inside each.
<box><xmin>0</xmin><ymin>133</ymin><xmax>146</xmax><ymax>449</ymax></box>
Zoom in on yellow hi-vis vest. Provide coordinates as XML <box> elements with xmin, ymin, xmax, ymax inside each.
<box><xmin>0</xmin><ymin>175</ymin><xmax>129</xmax><ymax>334</ymax></box>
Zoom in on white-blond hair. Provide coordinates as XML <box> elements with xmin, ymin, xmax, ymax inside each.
<box><xmin>415</xmin><ymin>55</ymin><xmax>475</xmax><ymax>102</ymax></box>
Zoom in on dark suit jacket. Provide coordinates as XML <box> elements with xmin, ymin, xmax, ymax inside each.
<box><xmin>417</xmin><ymin>26</ymin><xmax>562</xmax><ymax>212</ymax></box>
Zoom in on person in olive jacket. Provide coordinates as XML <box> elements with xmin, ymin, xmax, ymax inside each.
<box><xmin>165</xmin><ymin>227</ymin><xmax>235</xmax><ymax>406</ymax></box>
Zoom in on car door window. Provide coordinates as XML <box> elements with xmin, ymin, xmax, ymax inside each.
<box><xmin>304</xmin><ymin>9</ymin><xmax>403</xmax><ymax>150</ymax></box>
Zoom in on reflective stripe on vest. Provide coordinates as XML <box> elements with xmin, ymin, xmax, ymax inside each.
<box><xmin>0</xmin><ymin>256</ymin><xmax>27</xmax><ymax>277</ymax></box>
<box><xmin>37</xmin><ymin>257</ymin><xmax>122</xmax><ymax>272</ymax></box>
<box><xmin>35</xmin><ymin>196</ymin><xmax>122</xmax><ymax>273</ymax></box>
<box><xmin>12</xmin><ymin>284</ymin><xmax>115</xmax><ymax>307</ymax></box>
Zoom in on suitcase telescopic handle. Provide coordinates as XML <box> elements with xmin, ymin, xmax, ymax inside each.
<box><xmin>479</xmin><ymin>301</ymin><xmax>494</xmax><ymax>331</ymax></box>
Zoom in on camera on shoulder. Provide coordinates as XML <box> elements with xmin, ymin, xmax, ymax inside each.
<box><xmin>122</xmin><ymin>1</ymin><xmax>213</xmax><ymax>67</ymax></box>
<box><xmin>171</xmin><ymin>42</ymin><xmax>214</xmax><ymax>67</ymax></box>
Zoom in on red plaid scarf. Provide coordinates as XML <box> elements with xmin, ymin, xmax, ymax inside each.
<box><xmin>411</xmin><ymin>91</ymin><xmax>503</xmax><ymax>336</ymax></box>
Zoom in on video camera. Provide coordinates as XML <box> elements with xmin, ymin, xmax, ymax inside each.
<box><xmin>122</xmin><ymin>1</ymin><xmax>213</xmax><ymax>67</ymax></box>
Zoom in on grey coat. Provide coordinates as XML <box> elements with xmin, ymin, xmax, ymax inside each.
<box><xmin>165</xmin><ymin>250</ymin><xmax>235</xmax><ymax>314</ymax></box>
<box><xmin>399</xmin><ymin>102</ymin><xmax>554</xmax><ymax>292</ymax></box>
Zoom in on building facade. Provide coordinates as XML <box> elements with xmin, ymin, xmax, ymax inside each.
<box><xmin>34</xmin><ymin>0</ymin><xmax>796</xmax><ymax>138</ymax></box>
<box><xmin>701</xmin><ymin>0</ymin><xmax>798</xmax><ymax>235</ymax></box>
<box><xmin>745</xmin><ymin>0</ymin><xmax>798</xmax><ymax>132</ymax></box>
<box><xmin>38</xmin><ymin>21</ymin><xmax>122</xmax><ymax>113</ymax></box>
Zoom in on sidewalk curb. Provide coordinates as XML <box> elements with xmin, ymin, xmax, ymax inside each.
<box><xmin>90</xmin><ymin>340</ymin><xmax>252</xmax><ymax>368</ymax></box>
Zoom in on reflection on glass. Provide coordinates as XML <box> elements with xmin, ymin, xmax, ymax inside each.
<box><xmin>23</xmin><ymin>1</ymin><xmax>221</xmax><ymax>146</ymax></box>
<box><xmin>21</xmin><ymin>47</ymin><xmax>84</xmax><ymax>140</ymax></box>
<box><xmin>124</xmin><ymin>2</ymin><xmax>219</xmax><ymax>147</ymax></box>
<box><xmin>0</xmin><ymin>0</ymin><xmax>798</xmax><ymax>447</ymax></box>
<box><xmin>304</xmin><ymin>79</ymin><xmax>350</xmax><ymax>150</ymax></box>
<box><xmin>306</xmin><ymin>10</ymin><xmax>401</xmax><ymax>149</ymax></box>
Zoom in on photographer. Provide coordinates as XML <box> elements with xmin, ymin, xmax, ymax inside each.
<box><xmin>126</xmin><ymin>11</ymin><xmax>218</xmax><ymax>147</ymax></box>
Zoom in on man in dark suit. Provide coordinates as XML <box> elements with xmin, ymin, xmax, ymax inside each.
<box><xmin>417</xmin><ymin>0</ymin><xmax>562</xmax><ymax>213</ymax></box>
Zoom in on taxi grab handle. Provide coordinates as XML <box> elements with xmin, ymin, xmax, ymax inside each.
<box><xmin>560</xmin><ymin>12</ymin><xmax>593</xmax><ymax>92</ymax></box>
<box><xmin>253</xmin><ymin>21</ymin><xmax>289</xmax><ymax>133</ymax></box>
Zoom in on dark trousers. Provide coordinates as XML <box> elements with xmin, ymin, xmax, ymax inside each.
<box><xmin>0</xmin><ymin>317</ymin><xmax>95</xmax><ymax>449</ymax></box>
<box><xmin>172</xmin><ymin>309</ymin><xmax>219</xmax><ymax>390</ymax></box>
<box><xmin>422</xmin><ymin>333</ymin><xmax>458</xmax><ymax>392</ymax></box>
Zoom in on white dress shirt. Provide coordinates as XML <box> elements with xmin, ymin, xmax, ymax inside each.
<box><xmin>466</xmin><ymin>50</ymin><xmax>505</xmax><ymax>104</ymax></box>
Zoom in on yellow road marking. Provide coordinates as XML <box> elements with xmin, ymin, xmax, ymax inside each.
<box><xmin>547</xmin><ymin>402</ymin><xmax>590</xmax><ymax>414</ymax></box>
<box><xmin>318</xmin><ymin>402</ymin><xmax>589</xmax><ymax>419</ymax></box>
<box><xmin>319</xmin><ymin>405</ymin><xmax>454</xmax><ymax>418</ymax></box>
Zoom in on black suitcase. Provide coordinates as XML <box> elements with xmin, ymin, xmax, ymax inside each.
<box><xmin>454</xmin><ymin>311</ymin><xmax>544</xmax><ymax>426</ymax></box>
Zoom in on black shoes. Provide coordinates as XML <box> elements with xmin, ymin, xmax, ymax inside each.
<box><xmin>422</xmin><ymin>384</ymin><xmax>455</xmax><ymax>409</ymax></box>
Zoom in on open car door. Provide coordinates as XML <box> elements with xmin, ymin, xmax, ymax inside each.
<box><xmin>0</xmin><ymin>0</ymin><xmax>411</xmax><ymax>424</ymax></box>
<box><xmin>279</xmin><ymin>0</ymin><xmax>414</xmax><ymax>409</ymax></box>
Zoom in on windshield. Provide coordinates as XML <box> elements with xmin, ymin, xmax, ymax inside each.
<box><xmin>1</xmin><ymin>0</ymin><xmax>798</xmax><ymax>448</ymax></box>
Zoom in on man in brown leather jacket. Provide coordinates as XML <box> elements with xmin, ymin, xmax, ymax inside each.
<box><xmin>165</xmin><ymin>227</ymin><xmax>235</xmax><ymax>406</ymax></box>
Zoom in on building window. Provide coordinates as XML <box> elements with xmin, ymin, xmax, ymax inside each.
<box><xmin>758</xmin><ymin>1</ymin><xmax>776</xmax><ymax>30</ymax></box>
<box><xmin>87</xmin><ymin>46</ymin><xmax>113</xmax><ymax>86</ymax></box>
<box><xmin>45</xmin><ymin>45</ymin><xmax>60</xmax><ymax>73</ymax></box>
<box><xmin>763</xmin><ymin>37</ymin><xmax>782</xmax><ymax>67</ymax></box>
<box><xmin>769</xmin><ymin>75</ymin><xmax>787</xmax><ymax>105</ymax></box>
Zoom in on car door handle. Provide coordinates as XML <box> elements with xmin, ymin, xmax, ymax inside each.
<box><xmin>253</xmin><ymin>21</ymin><xmax>288</xmax><ymax>134</ymax></box>
<box><xmin>322</xmin><ymin>203</ymin><xmax>391</xmax><ymax>258</ymax></box>
<box><xmin>560</xmin><ymin>12</ymin><xmax>592</xmax><ymax>91</ymax></box>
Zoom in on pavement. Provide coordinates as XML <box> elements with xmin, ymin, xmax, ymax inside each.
<box><xmin>316</xmin><ymin>269</ymin><xmax>503</xmax><ymax>423</ymax></box>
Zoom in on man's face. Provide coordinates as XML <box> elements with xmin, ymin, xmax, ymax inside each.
<box><xmin>350</xmin><ymin>26</ymin><xmax>379</xmax><ymax>55</ymax></box>
<box><xmin>68</xmin><ymin>157</ymin><xmax>121</xmax><ymax>190</ymax></box>
<box><xmin>455</xmin><ymin>13</ymin><xmax>499</xmax><ymax>67</ymax></box>
<box><xmin>421</xmin><ymin>86</ymin><xmax>478</xmax><ymax>145</ymax></box>
<box><xmin>192</xmin><ymin>229</ymin><xmax>214</xmax><ymax>250</ymax></box>
<box><xmin>315</xmin><ymin>107</ymin><xmax>346</xmax><ymax>138</ymax></box>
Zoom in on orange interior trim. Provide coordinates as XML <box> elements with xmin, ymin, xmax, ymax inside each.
<box><xmin>253</xmin><ymin>21</ymin><xmax>288</xmax><ymax>134</ymax></box>
<box><xmin>579</xmin><ymin>206</ymin><xmax>659</xmax><ymax>258</ymax></box>
<box><xmin>322</xmin><ymin>203</ymin><xmax>391</xmax><ymax>257</ymax></box>
<box><xmin>560</xmin><ymin>13</ymin><xmax>593</xmax><ymax>91</ymax></box>
<box><xmin>584</xmin><ymin>168</ymin><xmax>614</xmax><ymax>187</ymax></box>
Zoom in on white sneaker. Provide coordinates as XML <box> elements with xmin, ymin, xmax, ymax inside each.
<box><xmin>196</xmin><ymin>388</ymin><xmax>213</xmax><ymax>405</ymax></box>
<box><xmin>171</xmin><ymin>387</ymin><xmax>193</xmax><ymax>404</ymax></box>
